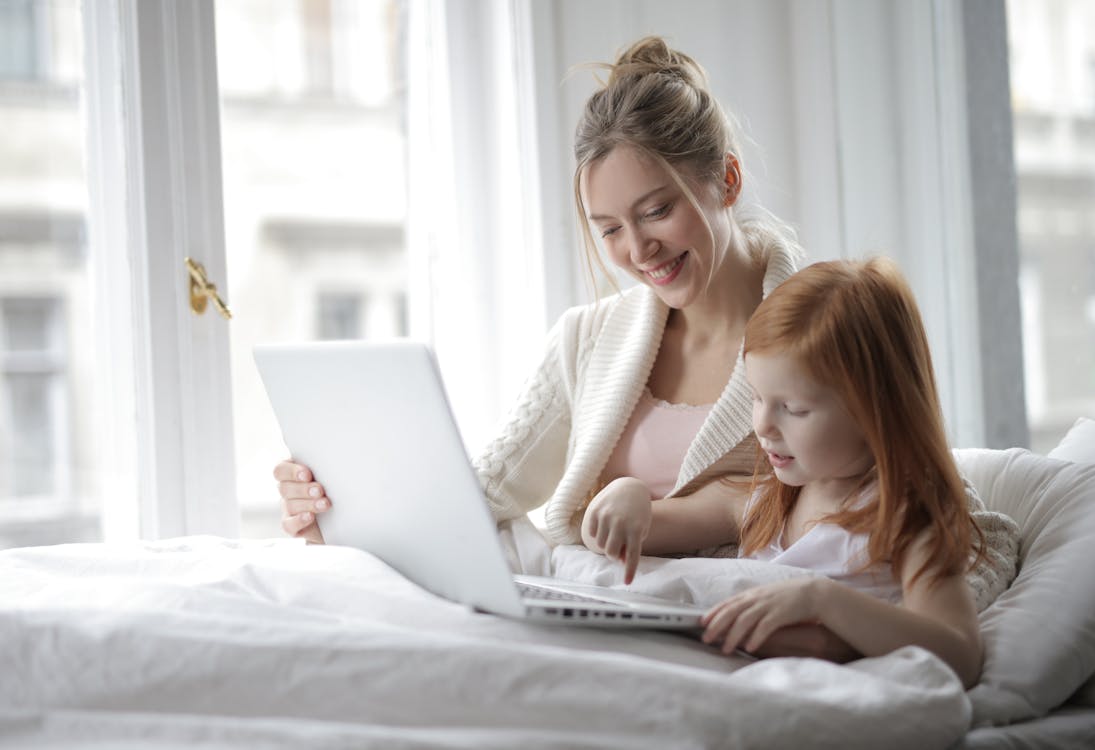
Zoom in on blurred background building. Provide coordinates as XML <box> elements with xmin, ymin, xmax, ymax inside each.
<box><xmin>1008</xmin><ymin>0</ymin><xmax>1095</xmax><ymax>453</ymax></box>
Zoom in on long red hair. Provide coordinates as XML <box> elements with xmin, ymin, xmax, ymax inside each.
<box><xmin>738</xmin><ymin>258</ymin><xmax>981</xmax><ymax>585</ymax></box>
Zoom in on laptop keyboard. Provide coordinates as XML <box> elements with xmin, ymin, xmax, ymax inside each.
<box><xmin>515</xmin><ymin>581</ymin><xmax>615</xmax><ymax>604</ymax></box>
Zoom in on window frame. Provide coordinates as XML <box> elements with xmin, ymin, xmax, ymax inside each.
<box><xmin>83</xmin><ymin>0</ymin><xmax>237</xmax><ymax>540</ymax></box>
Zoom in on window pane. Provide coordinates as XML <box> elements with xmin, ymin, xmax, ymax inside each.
<box><xmin>7</xmin><ymin>372</ymin><xmax>53</xmax><ymax>496</ymax></box>
<box><xmin>1008</xmin><ymin>0</ymin><xmax>1095</xmax><ymax>453</ymax></box>
<box><xmin>0</xmin><ymin>0</ymin><xmax>38</xmax><ymax>80</ymax></box>
<box><xmin>216</xmin><ymin>0</ymin><xmax>409</xmax><ymax>538</ymax></box>
<box><xmin>3</xmin><ymin>297</ymin><xmax>54</xmax><ymax>351</ymax></box>
<box><xmin>0</xmin><ymin>0</ymin><xmax>102</xmax><ymax>547</ymax></box>
<box><xmin>316</xmin><ymin>292</ymin><xmax>363</xmax><ymax>340</ymax></box>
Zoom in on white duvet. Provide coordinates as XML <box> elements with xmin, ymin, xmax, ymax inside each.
<box><xmin>0</xmin><ymin>534</ymin><xmax>969</xmax><ymax>750</ymax></box>
<box><xmin>5</xmin><ymin>442</ymin><xmax>1094</xmax><ymax>749</ymax></box>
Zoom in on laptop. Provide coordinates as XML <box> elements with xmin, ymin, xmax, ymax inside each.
<box><xmin>253</xmin><ymin>339</ymin><xmax>706</xmax><ymax>630</ymax></box>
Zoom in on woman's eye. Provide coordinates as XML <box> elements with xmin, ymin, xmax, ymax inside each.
<box><xmin>785</xmin><ymin>405</ymin><xmax>808</xmax><ymax>416</ymax></box>
<box><xmin>644</xmin><ymin>204</ymin><xmax>670</xmax><ymax>220</ymax></box>
<box><xmin>600</xmin><ymin>226</ymin><xmax>620</xmax><ymax>238</ymax></box>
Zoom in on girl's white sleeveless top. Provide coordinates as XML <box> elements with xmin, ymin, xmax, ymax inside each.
<box><xmin>744</xmin><ymin>492</ymin><xmax>904</xmax><ymax>604</ymax></box>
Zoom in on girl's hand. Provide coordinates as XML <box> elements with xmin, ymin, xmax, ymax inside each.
<box><xmin>274</xmin><ymin>460</ymin><xmax>328</xmax><ymax>544</ymax></box>
<box><xmin>701</xmin><ymin>577</ymin><xmax>829</xmax><ymax>655</ymax></box>
<box><xmin>580</xmin><ymin>477</ymin><xmax>652</xmax><ymax>584</ymax></box>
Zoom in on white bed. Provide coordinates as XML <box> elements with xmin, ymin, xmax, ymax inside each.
<box><xmin>2</xmin><ymin>420</ymin><xmax>1094</xmax><ymax>749</ymax></box>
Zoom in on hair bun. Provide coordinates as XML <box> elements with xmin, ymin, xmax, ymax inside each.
<box><xmin>608</xmin><ymin>36</ymin><xmax>708</xmax><ymax>90</ymax></box>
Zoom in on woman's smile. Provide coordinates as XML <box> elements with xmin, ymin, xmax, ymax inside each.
<box><xmin>644</xmin><ymin>252</ymin><xmax>688</xmax><ymax>285</ymax></box>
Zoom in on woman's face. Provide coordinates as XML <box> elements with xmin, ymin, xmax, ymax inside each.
<box><xmin>580</xmin><ymin>145</ymin><xmax>733</xmax><ymax>309</ymax></box>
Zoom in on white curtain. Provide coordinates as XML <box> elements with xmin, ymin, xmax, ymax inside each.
<box><xmin>405</xmin><ymin>0</ymin><xmax>551</xmax><ymax>454</ymax></box>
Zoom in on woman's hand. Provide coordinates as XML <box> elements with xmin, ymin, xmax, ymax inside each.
<box><xmin>580</xmin><ymin>477</ymin><xmax>652</xmax><ymax>584</ymax></box>
<box><xmin>701</xmin><ymin>577</ymin><xmax>828</xmax><ymax>654</ymax></box>
<box><xmin>274</xmin><ymin>460</ymin><xmax>329</xmax><ymax>544</ymax></box>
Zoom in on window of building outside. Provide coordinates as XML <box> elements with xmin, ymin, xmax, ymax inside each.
<box><xmin>1008</xmin><ymin>0</ymin><xmax>1095</xmax><ymax>453</ymax></box>
<box><xmin>1</xmin><ymin>297</ymin><xmax>64</xmax><ymax>498</ymax></box>
<box><xmin>0</xmin><ymin>0</ymin><xmax>100</xmax><ymax>549</ymax></box>
<box><xmin>215</xmin><ymin>0</ymin><xmax>409</xmax><ymax>538</ymax></box>
<box><xmin>317</xmin><ymin>292</ymin><xmax>364</xmax><ymax>340</ymax></box>
<box><xmin>0</xmin><ymin>0</ymin><xmax>41</xmax><ymax>79</ymax></box>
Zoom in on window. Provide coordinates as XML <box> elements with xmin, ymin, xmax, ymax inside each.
<box><xmin>0</xmin><ymin>294</ymin><xmax>99</xmax><ymax>548</ymax></box>
<box><xmin>1</xmin><ymin>297</ymin><xmax>65</xmax><ymax>499</ymax></box>
<box><xmin>2</xmin><ymin>0</ymin><xmax>539</xmax><ymax>545</ymax></box>
<box><xmin>215</xmin><ymin>0</ymin><xmax>410</xmax><ymax>538</ymax></box>
<box><xmin>0</xmin><ymin>0</ymin><xmax>105</xmax><ymax>550</ymax></box>
<box><xmin>1008</xmin><ymin>0</ymin><xmax>1095</xmax><ymax>452</ymax></box>
<box><xmin>0</xmin><ymin>0</ymin><xmax>40</xmax><ymax>80</ymax></box>
<box><xmin>317</xmin><ymin>292</ymin><xmax>363</xmax><ymax>339</ymax></box>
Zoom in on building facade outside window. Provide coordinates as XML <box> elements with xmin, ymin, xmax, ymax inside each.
<box><xmin>1008</xmin><ymin>0</ymin><xmax>1095</xmax><ymax>453</ymax></box>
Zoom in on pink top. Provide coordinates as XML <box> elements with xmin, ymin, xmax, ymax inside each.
<box><xmin>743</xmin><ymin>491</ymin><xmax>903</xmax><ymax>603</ymax></box>
<box><xmin>602</xmin><ymin>387</ymin><xmax>713</xmax><ymax>499</ymax></box>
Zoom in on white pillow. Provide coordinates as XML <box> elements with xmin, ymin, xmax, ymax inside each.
<box><xmin>1047</xmin><ymin>417</ymin><xmax>1095</xmax><ymax>465</ymax></box>
<box><xmin>1043</xmin><ymin>417</ymin><xmax>1095</xmax><ymax>707</ymax></box>
<box><xmin>955</xmin><ymin>448</ymin><xmax>1095</xmax><ymax>725</ymax></box>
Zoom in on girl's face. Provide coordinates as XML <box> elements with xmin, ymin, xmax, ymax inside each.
<box><xmin>580</xmin><ymin>145</ymin><xmax>732</xmax><ymax>309</ymax></box>
<box><xmin>745</xmin><ymin>350</ymin><xmax>874</xmax><ymax>491</ymax></box>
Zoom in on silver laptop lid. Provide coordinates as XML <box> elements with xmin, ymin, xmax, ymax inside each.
<box><xmin>254</xmin><ymin>339</ymin><xmax>525</xmax><ymax>617</ymax></box>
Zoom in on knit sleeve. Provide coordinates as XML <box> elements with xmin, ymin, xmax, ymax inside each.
<box><xmin>962</xmin><ymin>475</ymin><xmax>1021</xmax><ymax>613</ymax></box>
<box><xmin>472</xmin><ymin>312</ymin><xmax>578</xmax><ymax>521</ymax></box>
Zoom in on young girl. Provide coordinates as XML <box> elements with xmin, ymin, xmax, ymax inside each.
<box><xmin>700</xmin><ymin>257</ymin><xmax>985</xmax><ymax>688</ymax></box>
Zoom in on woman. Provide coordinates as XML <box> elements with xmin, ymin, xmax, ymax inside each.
<box><xmin>278</xmin><ymin>36</ymin><xmax>797</xmax><ymax>566</ymax></box>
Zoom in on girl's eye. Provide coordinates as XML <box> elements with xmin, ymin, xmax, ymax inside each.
<box><xmin>785</xmin><ymin>405</ymin><xmax>808</xmax><ymax>416</ymax></box>
<box><xmin>600</xmin><ymin>226</ymin><xmax>620</xmax><ymax>238</ymax></box>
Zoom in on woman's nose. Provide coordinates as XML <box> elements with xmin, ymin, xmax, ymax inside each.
<box><xmin>628</xmin><ymin>231</ymin><xmax>659</xmax><ymax>266</ymax></box>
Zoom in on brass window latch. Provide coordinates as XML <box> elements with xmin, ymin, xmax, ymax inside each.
<box><xmin>184</xmin><ymin>257</ymin><xmax>233</xmax><ymax>319</ymax></box>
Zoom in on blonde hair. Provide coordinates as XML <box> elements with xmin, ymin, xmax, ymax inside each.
<box><xmin>572</xmin><ymin>36</ymin><xmax>800</xmax><ymax>296</ymax></box>
<box><xmin>739</xmin><ymin>258</ymin><xmax>983</xmax><ymax>585</ymax></box>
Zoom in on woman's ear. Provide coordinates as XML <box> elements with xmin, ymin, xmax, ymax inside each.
<box><xmin>724</xmin><ymin>153</ymin><xmax>742</xmax><ymax>207</ymax></box>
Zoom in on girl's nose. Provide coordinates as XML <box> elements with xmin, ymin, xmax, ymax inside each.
<box><xmin>753</xmin><ymin>404</ymin><xmax>777</xmax><ymax>439</ymax></box>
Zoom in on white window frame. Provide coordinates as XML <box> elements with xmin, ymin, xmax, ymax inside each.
<box><xmin>83</xmin><ymin>0</ymin><xmax>237</xmax><ymax>540</ymax></box>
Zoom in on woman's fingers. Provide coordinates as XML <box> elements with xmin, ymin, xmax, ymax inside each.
<box><xmin>281</xmin><ymin>510</ymin><xmax>314</xmax><ymax>536</ymax></box>
<box><xmin>273</xmin><ymin>460</ymin><xmax>312</xmax><ymax>483</ymax></box>
<box><xmin>282</xmin><ymin>512</ymin><xmax>325</xmax><ymax>544</ymax></box>
<box><xmin>603</xmin><ymin>526</ymin><xmax>625</xmax><ymax>562</ymax></box>
<box><xmin>284</xmin><ymin>496</ymin><xmax>330</xmax><ymax>516</ymax></box>
<box><xmin>623</xmin><ymin>541</ymin><xmax>641</xmax><ymax>584</ymax></box>
<box><xmin>279</xmin><ymin>479</ymin><xmax>326</xmax><ymax>501</ymax></box>
<box><xmin>282</xmin><ymin>508</ymin><xmax>317</xmax><ymax>538</ymax></box>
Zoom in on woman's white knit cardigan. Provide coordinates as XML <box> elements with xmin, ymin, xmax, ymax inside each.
<box><xmin>472</xmin><ymin>240</ymin><xmax>797</xmax><ymax>545</ymax></box>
